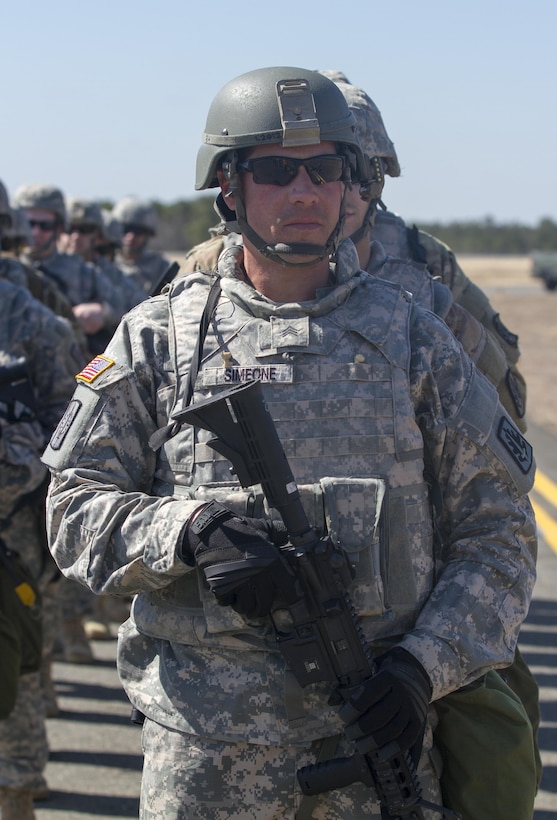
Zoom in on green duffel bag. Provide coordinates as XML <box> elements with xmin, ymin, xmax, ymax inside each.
<box><xmin>435</xmin><ymin>670</ymin><xmax>537</xmax><ymax>820</ymax></box>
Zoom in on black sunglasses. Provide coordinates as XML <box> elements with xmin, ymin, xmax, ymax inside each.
<box><xmin>69</xmin><ymin>224</ymin><xmax>97</xmax><ymax>235</ymax></box>
<box><xmin>238</xmin><ymin>154</ymin><xmax>345</xmax><ymax>186</ymax></box>
<box><xmin>122</xmin><ymin>224</ymin><xmax>150</xmax><ymax>235</ymax></box>
<box><xmin>28</xmin><ymin>219</ymin><xmax>57</xmax><ymax>231</ymax></box>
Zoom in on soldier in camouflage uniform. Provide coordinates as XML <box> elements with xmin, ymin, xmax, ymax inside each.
<box><xmin>112</xmin><ymin>197</ymin><xmax>169</xmax><ymax>296</ymax></box>
<box><xmin>0</xmin><ymin>278</ymin><xmax>81</xmax><ymax>820</ymax></box>
<box><xmin>318</xmin><ymin>70</ymin><xmax>527</xmax><ymax>433</ymax></box>
<box><xmin>63</xmin><ymin>198</ymin><xmax>145</xmax><ymax>316</ymax></box>
<box><xmin>44</xmin><ymin>68</ymin><xmax>537</xmax><ymax>820</ymax></box>
<box><xmin>177</xmin><ymin>85</ymin><xmax>541</xmax><ymax>808</ymax></box>
<box><xmin>13</xmin><ymin>183</ymin><xmax>125</xmax><ymax>357</ymax></box>
<box><xmin>0</xmin><ymin>180</ymin><xmax>89</xmax><ymax>366</ymax></box>
<box><xmin>96</xmin><ymin>208</ymin><xmax>123</xmax><ymax>263</ymax></box>
<box><xmin>2</xmin><ymin>182</ymin><xmax>99</xmax><ymax>668</ymax></box>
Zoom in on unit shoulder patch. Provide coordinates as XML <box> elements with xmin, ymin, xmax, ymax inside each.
<box><xmin>497</xmin><ymin>417</ymin><xmax>533</xmax><ymax>474</ymax></box>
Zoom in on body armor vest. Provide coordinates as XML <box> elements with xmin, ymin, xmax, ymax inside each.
<box><xmin>132</xmin><ymin>271</ymin><xmax>436</xmax><ymax>655</ymax></box>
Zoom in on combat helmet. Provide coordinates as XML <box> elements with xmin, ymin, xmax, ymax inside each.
<box><xmin>112</xmin><ymin>197</ymin><xmax>158</xmax><ymax>235</ymax></box>
<box><xmin>318</xmin><ymin>71</ymin><xmax>400</xmax><ymax>242</ymax></box>
<box><xmin>66</xmin><ymin>198</ymin><xmax>103</xmax><ymax>231</ymax></box>
<box><xmin>318</xmin><ymin>70</ymin><xmax>400</xmax><ymax>178</ymax></box>
<box><xmin>100</xmin><ymin>208</ymin><xmax>123</xmax><ymax>247</ymax></box>
<box><xmin>195</xmin><ymin>66</ymin><xmax>370</xmax><ymax>266</ymax></box>
<box><xmin>13</xmin><ymin>183</ymin><xmax>67</xmax><ymax>227</ymax></box>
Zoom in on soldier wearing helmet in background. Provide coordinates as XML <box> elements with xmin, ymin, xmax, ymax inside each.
<box><xmin>59</xmin><ymin>198</ymin><xmax>103</xmax><ymax>263</ymax></box>
<box><xmin>112</xmin><ymin>196</ymin><xmax>169</xmax><ymax>296</ymax></box>
<box><xmin>0</xmin><ymin>190</ymin><xmax>82</xmax><ymax>817</ymax></box>
<box><xmin>56</xmin><ymin>199</ymin><xmax>143</xmax><ymax>641</ymax></box>
<box><xmin>0</xmin><ymin>181</ymin><xmax>89</xmax><ymax>365</ymax></box>
<box><xmin>64</xmin><ymin>198</ymin><xmax>144</xmax><ymax>315</ymax></box>
<box><xmin>13</xmin><ymin>183</ymin><xmax>125</xmax><ymax>358</ymax></box>
<box><xmin>318</xmin><ymin>70</ymin><xmax>527</xmax><ymax>433</ymax></box>
<box><xmin>96</xmin><ymin>208</ymin><xmax>123</xmax><ymax>262</ymax></box>
<box><xmin>44</xmin><ymin>67</ymin><xmax>536</xmax><ymax>820</ymax></box>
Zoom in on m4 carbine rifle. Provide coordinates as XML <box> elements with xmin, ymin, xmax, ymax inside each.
<box><xmin>175</xmin><ymin>379</ymin><xmax>459</xmax><ymax>820</ymax></box>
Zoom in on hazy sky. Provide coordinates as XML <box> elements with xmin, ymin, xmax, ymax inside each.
<box><xmin>3</xmin><ymin>0</ymin><xmax>555</xmax><ymax>225</ymax></box>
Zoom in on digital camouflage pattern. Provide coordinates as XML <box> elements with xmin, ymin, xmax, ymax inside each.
<box><xmin>0</xmin><ymin>279</ymin><xmax>79</xmax><ymax>794</ymax></box>
<box><xmin>178</xmin><ymin>225</ymin><xmax>527</xmax><ymax>433</ymax></box>
<box><xmin>138</xmin><ymin>716</ymin><xmax>440</xmax><ymax>819</ymax></box>
<box><xmin>372</xmin><ymin>209</ymin><xmax>527</xmax><ymax>431</ymax></box>
<box><xmin>44</xmin><ymin>240</ymin><xmax>537</xmax><ymax>817</ymax></box>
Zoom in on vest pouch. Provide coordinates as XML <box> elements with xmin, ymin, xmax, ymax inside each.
<box><xmin>319</xmin><ymin>476</ymin><xmax>388</xmax><ymax>617</ymax></box>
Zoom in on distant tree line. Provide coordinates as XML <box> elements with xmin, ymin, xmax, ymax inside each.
<box><xmin>411</xmin><ymin>216</ymin><xmax>557</xmax><ymax>255</ymax></box>
<box><xmin>144</xmin><ymin>197</ymin><xmax>557</xmax><ymax>255</ymax></box>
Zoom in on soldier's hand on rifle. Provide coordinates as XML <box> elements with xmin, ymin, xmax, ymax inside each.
<box><xmin>181</xmin><ymin>500</ymin><xmax>293</xmax><ymax>619</ymax></box>
<box><xmin>338</xmin><ymin>647</ymin><xmax>432</xmax><ymax>761</ymax></box>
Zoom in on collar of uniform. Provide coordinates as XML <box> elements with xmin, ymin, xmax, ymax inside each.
<box><xmin>365</xmin><ymin>239</ymin><xmax>389</xmax><ymax>276</ymax></box>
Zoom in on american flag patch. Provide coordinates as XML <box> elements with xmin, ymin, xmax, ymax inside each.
<box><xmin>76</xmin><ymin>355</ymin><xmax>115</xmax><ymax>384</ymax></box>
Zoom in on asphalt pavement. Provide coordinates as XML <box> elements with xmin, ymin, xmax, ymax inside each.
<box><xmin>32</xmin><ymin>421</ymin><xmax>557</xmax><ymax>820</ymax></box>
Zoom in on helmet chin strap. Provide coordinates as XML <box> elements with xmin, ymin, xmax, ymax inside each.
<box><xmin>217</xmin><ymin>173</ymin><xmax>348</xmax><ymax>268</ymax></box>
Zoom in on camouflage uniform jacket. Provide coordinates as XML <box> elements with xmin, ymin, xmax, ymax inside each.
<box><xmin>178</xmin><ymin>225</ymin><xmax>527</xmax><ymax>430</ymax></box>
<box><xmin>116</xmin><ymin>249</ymin><xmax>170</xmax><ymax>296</ymax></box>
<box><xmin>43</xmin><ymin>240</ymin><xmax>536</xmax><ymax>746</ymax></box>
<box><xmin>372</xmin><ymin>209</ymin><xmax>526</xmax><ymax>428</ymax></box>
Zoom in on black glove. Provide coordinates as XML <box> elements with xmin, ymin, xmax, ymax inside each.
<box><xmin>182</xmin><ymin>500</ymin><xmax>293</xmax><ymax>619</ymax></box>
<box><xmin>338</xmin><ymin>647</ymin><xmax>432</xmax><ymax>759</ymax></box>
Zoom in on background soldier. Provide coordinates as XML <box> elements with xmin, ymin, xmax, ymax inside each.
<box><xmin>0</xmin><ymin>277</ymin><xmax>81</xmax><ymax>820</ymax></box>
<box><xmin>64</xmin><ymin>198</ymin><xmax>144</xmax><ymax>317</ymax></box>
<box><xmin>112</xmin><ymin>196</ymin><xmax>169</xmax><ymax>296</ymax></box>
<box><xmin>44</xmin><ymin>68</ymin><xmax>537</xmax><ymax>820</ymax></box>
<box><xmin>13</xmin><ymin>183</ymin><xmax>124</xmax><ymax>357</ymax></box>
<box><xmin>318</xmin><ymin>69</ymin><xmax>527</xmax><ymax>432</ymax></box>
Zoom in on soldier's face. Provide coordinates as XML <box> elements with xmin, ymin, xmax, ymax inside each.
<box><xmin>64</xmin><ymin>225</ymin><xmax>99</xmax><ymax>259</ymax></box>
<box><xmin>122</xmin><ymin>226</ymin><xmax>149</xmax><ymax>255</ymax></box>
<box><xmin>227</xmin><ymin>141</ymin><xmax>344</xmax><ymax>258</ymax></box>
<box><xmin>342</xmin><ymin>181</ymin><xmax>370</xmax><ymax>240</ymax></box>
<box><xmin>26</xmin><ymin>208</ymin><xmax>60</xmax><ymax>257</ymax></box>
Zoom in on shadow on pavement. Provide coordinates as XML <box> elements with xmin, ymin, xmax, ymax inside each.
<box><xmin>36</xmin><ymin>790</ymin><xmax>139</xmax><ymax>817</ymax></box>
